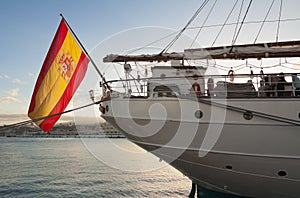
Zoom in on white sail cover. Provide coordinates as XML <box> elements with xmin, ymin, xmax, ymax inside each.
<box><xmin>184</xmin><ymin>40</ymin><xmax>300</xmax><ymax>59</ymax></box>
<box><xmin>103</xmin><ymin>40</ymin><xmax>300</xmax><ymax>62</ymax></box>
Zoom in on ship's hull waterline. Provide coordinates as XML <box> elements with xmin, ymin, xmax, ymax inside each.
<box><xmin>101</xmin><ymin>97</ymin><xmax>300</xmax><ymax>197</ymax></box>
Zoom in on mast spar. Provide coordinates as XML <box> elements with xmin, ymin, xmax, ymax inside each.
<box><xmin>103</xmin><ymin>40</ymin><xmax>300</xmax><ymax>63</ymax></box>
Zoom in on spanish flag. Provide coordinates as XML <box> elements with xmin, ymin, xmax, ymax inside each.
<box><xmin>28</xmin><ymin>19</ymin><xmax>89</xmax><ymax>132</ymax></box>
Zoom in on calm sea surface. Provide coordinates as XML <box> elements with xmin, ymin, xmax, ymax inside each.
<box><xmin>0</xmin><ymin>137</ymin><xmax>190</xmax><ymax>197</ymax></box>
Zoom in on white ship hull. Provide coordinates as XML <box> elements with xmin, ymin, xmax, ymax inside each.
<box><xmin>101</xmin><ymin>97</ymin><xmax>300</xmax><ymax>197</ymax></box>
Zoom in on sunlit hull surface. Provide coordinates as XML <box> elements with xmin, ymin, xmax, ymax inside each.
<box><xmin>101</xmin><ymin>97</ymin><xmax>300</xmax><ymax>197</ymax></box>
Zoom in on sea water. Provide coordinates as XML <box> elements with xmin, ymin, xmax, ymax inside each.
<box><xmin>0</xmin><ymin>137</ymin><xmax>190</xmax><ymax>198</ymax></box>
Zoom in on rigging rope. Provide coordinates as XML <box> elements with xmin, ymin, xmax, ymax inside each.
<box><xmin>181</xmin><ymin>95</ymin><xmax>300</xmax><ymax>126</ymax></box>
<box><xmin>0</xmin><ymin>100</ymin><xmax>104</xmax><ymax>131</ymax></box>
<box><xmin>276</xmin><ymin>0</ymin><xmax>283</xmax><ymax>42</ymax></box>
<box><xmin>230</xmin><ymin>0</ymin><xmax>253</xmax><ymax>52</ymax></box>
<box><xmin>254</xmin><ymin>0</ymin><xmax>275</xmax><ymax>44</ymax></box>
<box><xmin>160</xmin><ymin>0</ymin><xmax>210</xmax><ymax>54</ymax></box>
<box><xmin>195</xmin><ymin>57</ymin><xmax>300</xmax><ymax>72</ymax></box>
<box><xmin>232</xmin><ymin>0</ymin><xmax>244</xmax><ymax>45</ymax></box>
<box><xmin>190</xmin><ymin>0</ymin><xmax>218</xmax><ymax>48</ymax></box>
<box><xmin>113</xmin><ymin>63</ymin><xmax>126</xmax><ymax>88</ymax></box>
<box><xmin>126</xmin><ymin>31</ymin><xmax>179</xmax><ymax>55</ymax></box>
<box><xmin>211</xmin><ymin>0</ymin><xmax>239</xmax><ymax>47</ymax></box>
<box><xmin>187</xmin><ymin>17</ymin><xmax>300</xmax><ymax>30</ymax></box>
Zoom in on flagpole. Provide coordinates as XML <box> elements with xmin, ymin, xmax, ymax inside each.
<box><xmin>59</xmin><ymin>13</ymin><xmax>110</xmax><ymax>90</ymax></box>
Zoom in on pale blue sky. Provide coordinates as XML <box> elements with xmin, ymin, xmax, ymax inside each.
<box><xmin>1</xmin><ymin>0</ymin><xmax>300</xmax><ymax>114</ymax></box>
<box><xmin>0</xmin><ymin>0</ymin><xmax>200</xmax><ymax>114</ymax></box>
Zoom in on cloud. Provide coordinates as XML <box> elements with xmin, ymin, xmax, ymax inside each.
<box><xmin>4</xmin><ymin>88</ymin><xmax>19</xmax><ymax>97</ymax></box>
<box><xmin>0</xmin><ymin>96</ymin><xmax>21</xmax><ymax>104</ymax></box>
<box><xmin>28</xmin><ymin>72</ymin><xmax>35</xmax><ymax>77</ymax></box>
<box><xmin>12</xmin><ymin>78</ymin><xmax>22</xmax><ymax>84</ymax></box>
<box><xmin>1</xmin><ymin>88</ymin><xmax>21</xmax><ymax>104</ymax></box>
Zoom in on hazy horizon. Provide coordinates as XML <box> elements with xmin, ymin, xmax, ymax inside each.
<box><xmin>0</xmin><ymin>114</ymin><xmax>105</xmax><ymax>126</ymax></box>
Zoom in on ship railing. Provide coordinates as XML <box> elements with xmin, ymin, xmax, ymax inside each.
<box><xmin>104</xmin><ymin>72</ymin><xmax>300</xmax><ymax>98</ymax></box>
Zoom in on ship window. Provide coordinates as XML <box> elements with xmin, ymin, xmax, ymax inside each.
<box><xmin>106</xmin><ymin>105</ymin><xmax>109</xmax><ymax>112</ymax></box>
<box><xmin>195</xmin><ymin>110</ymin><xmax>203</xmax><ymax>119</ymax></box>
<box><xmin>278</xmin><ymin>170</ymin><xmax>287</xmax><ymax>177</ymax></box>
<box><xmin>298</xmin><ymin>112</ymin><xmax>300</xmax><ymax>119</ymax></box>
<box><xmin>153</xmin><ymin>84</ymin><xmax>180</xmax><ymax>97</ymax></box>
<box><xmin>225</xmin><ymin>165</ymin><xmax>232</xmax><ymax>170</ymax></box>
<box><xmin>243</xmin><ymin>111</ymin><xmax>253</xmax><ymax>120</ymax></box>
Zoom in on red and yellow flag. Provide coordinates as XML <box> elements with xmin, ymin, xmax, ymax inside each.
<box><xmin>28</xmin><ymin>19</ymin><xmax>89</xmax><ymax>132</ymax></box>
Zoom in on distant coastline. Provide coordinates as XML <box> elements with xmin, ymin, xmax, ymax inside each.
<box><xmin>0</xmin><ymin>120</ymin><xmax>124</xmax><ymax>138</ymax></box>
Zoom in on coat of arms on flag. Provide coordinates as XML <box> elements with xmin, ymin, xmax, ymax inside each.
<box><xmin>58</xmin><ymin>52</ymin><xmax>76</xmax><ymax>83</ymax></box>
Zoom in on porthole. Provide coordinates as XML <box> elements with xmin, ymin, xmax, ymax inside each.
<box><xmin>243</xmin><ymin>111</ymin><xmax>253</xmax><ymax>120</ymax></box>
<box><xmin>106</xmin><ymin>105</ymin><xmax>109</xmax><ymax>112</ymax></box>
<box><xmin>195</xmin><ymin>110</ymin><xmax>203</xmax><ymax>119</ymax></box>
<box><xmin>298</xmin><ymin>112</ymin><xmax>300</xmax><ymax>119</ymax></box>
<box><xmin>225</xmin><ymin>165</ymin><xmax>233</xmax><ymax>170</ymax></box>
<box><xmin>278</xmin><ymin>170</ymin><xmax>287</xmax><ymax>177</ymax></box>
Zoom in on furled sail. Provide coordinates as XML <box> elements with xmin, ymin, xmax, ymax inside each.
<box><xmin>103</xmin><ymin>40</ymin><xmax>300</xmax><ymax>63</ymax></box>
<box><xmin>103</xmin><ymin>52</ymin><xmax>184</xmax><ymax>63</ymax></box>
<box><xmin>184</xmin><ymin>40</ymin><xmax>300</xmax><ymax>60</ymax></box>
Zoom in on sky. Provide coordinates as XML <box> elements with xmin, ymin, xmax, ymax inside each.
<box><xmin>1</xmin><ymin>0</ymin><xmax>300</xmax><ymax>116</ymax></box>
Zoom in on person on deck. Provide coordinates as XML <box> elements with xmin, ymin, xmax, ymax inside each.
<box><xmin>207</xmin><ymin>78</ymin><xmax>214</xmax><ymax>97</ymax></box>
<box><xmin>292</xmin><ymin>74</ymin><xmax>300</xmax><ymax>96</ymax></box>
<box><xmin>277</xmin><ymin>72</ymin><xmax>287</xmax><ymax>97</ymax></box>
